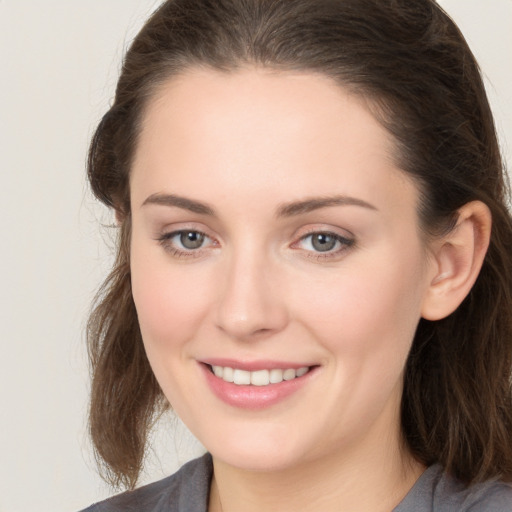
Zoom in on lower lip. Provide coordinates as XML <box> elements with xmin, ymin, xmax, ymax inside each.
<box><xmin>200</xmin><ymin>364</ymin><xmax>316</xmax><ymax>410</ymax></box>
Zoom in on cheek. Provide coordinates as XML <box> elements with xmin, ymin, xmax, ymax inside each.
<box><xmin>130</xmin><ymin>249</ymin><xmax>218</xmax><ymax>413</ymax></box>
<box><xmin>294</xmin><ymin>250</ymin><xmax>426</xmax><ymax>360</ymax></box>
<box><xmin>130</xmin><ymin>245</ymin><xmax>214</xmax><ymax>349</ymax></box>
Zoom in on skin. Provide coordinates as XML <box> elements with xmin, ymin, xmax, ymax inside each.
<box><xmin>128</xmin><ymin>67</ymin><xmax>488</xmax><ymax>511</ymax></box>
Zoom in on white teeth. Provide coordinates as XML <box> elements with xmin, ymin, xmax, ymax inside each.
<box><xmin>211</xmin><ymin>365</ymin><xmax>310</xmax><ymax>386</ymax></box>
<box><xmin>269</xmin><ymin>368</ymin><xmax>283</xmax><ymax>383</ymax></box>
<box><xmin>283</xmin><ymin>369</ymin><xmax>296</xmax><ymax>381</ymax></box>
<box><xmin>296</xmin><ymin>366</ymin><xmax>309</xmax><ymax>377</ymax></box>
<box><xmin>251</xmin><ymin>370</ymin><xmax>270</xmax><ymax>386</ymax></box>
<box><xmin>233</xmin><ymin>369</ymin><xmax>251</xmax><ymax>385</ymax></box>
<box><xmin>222</xmin><ymin>366</ymin><xmax>234</xmax><ymax>382</ymax></box>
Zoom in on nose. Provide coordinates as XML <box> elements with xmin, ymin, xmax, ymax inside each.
<box><xmin>215</xmin><ymin>248</ymin><xmax>289</xmax><ymax>341</ymax></box>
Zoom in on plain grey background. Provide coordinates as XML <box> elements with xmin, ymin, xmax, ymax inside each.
<box><xmin>0</xmin><ymin>1</ymin><xmax>510</xmax><ymax>511</ymax></box>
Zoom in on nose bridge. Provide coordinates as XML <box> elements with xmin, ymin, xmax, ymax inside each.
<box><xmin>215</xmin><ymin>239</ymin><xmax>288</xmax><ymax>340</ymax></box>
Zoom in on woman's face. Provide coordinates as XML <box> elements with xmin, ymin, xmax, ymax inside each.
<box><xmin>130</xmin><ymin>68</ymin><xmax>437</xmax><ymax>471</ymax></box>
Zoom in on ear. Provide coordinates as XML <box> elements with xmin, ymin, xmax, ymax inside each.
<box><xmin>421</xmin><ymin>201</ymin><xmax>491</xmax><ymax>321</ymax></box>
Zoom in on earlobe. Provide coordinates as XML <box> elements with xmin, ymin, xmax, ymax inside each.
<box><xmin>421</xmin><ymin>201</ymin><xmax>491</xmax><ymax>321</ymax></box>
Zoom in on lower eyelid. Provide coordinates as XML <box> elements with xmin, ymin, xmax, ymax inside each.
<box><xmin>305</xmin><ymin>239</ymin><xmax>353</xmax><ymax>257</ymax></box>
<box><xmin>156</xmin><ymin>229</ymin><xmax>219</xmax><ymax>258</ymax></box>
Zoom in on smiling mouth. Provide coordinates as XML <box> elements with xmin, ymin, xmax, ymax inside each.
<box><xmin>209</xmin><ymin>365</ymin><xmax>312</xmax><ymax>386</ymax></box>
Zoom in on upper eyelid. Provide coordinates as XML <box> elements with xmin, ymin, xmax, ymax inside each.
<box><xmin>159</xmin><ymin>228</ymin><xmax>209</xmax><ymax>238</ymax></box>
<box><xmin>293</xmin><ymin>224</ymin><xmax>355</xmax><ymax>240</ymax></box>
<box><xmin>299</xmin><ymin>230</ymin><xmax>353</xmax><ymax>240</ymax></box>
<box><xmin>158</xmin><ymin>229</ymin><xmax>214</xmax><ymax>245</ymax></box>
<box><xmin>156</xmin><ymin>223</ymin><xmax>217</xmax><ymax>240</ymax></box>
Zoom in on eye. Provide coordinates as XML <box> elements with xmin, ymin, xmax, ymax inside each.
<box><xmin>177</xmin><ymin>231</ymin><xmax>206</xmax><ymax>249</ymax></box>
<box><xmin>157</xmin><ymin>229</ymin><xmax>215</xmax><ymax>257</ymax></box>
<box><xmin>306</xmin><ymin>233</ymin><xmax>338</xmax><ymax>252</ymax></box>
<box><xmin>295</xmin><ymin>231</ymin><xmax>354</xmax><ymax>255</ymax></box>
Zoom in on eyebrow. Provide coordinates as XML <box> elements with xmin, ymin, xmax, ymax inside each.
<box><xmin>142</xmin><ymin>193</ymin><xmax>377</xmax><ymax>217</ymax></box>
<box><xmin>142</xmin><ymin>193</ymin><xmax>215</xmax><ymax>215</ymax></box>
<box><xmin>276</xmin><ymin>195</ymin><xmax>378</xmax><ymax>217</ymax></box>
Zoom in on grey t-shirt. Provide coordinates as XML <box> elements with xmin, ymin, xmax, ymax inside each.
<box><xmin>80</xmin><ymin>454</ymin><xmax>512</xmax><ymax>511</ymax></box>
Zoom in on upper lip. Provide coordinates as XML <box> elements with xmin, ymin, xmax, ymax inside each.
<box><xmin>200</xmin><ymin>358</ymin><xmax>315</xmax><ymax>371</ymax></box>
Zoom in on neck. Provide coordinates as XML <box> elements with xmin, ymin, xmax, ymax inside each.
<box><xmin>208</xmin><ymin>430</ymin><xmax>424</xmax><ymax>512</ymax></box>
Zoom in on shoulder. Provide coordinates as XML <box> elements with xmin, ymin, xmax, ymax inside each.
<box><xmin>394</xmin><ymin>464</ymin><xmax>512</xmax><ymax>512</ymax></box>
<box><xmin>459</xmin><ymin>479</ymin><xmax>512</xmax><ymax>511</ymax></box>
<box><xmin>78</xmin><ymin>453</ymin><xmax>213</xmax><ymax>512</ymax></box>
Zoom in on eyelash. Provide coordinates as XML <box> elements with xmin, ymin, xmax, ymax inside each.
<box><xmin>157</xmin><ymin>229</ymin><xmax>215</xmax><ymax>259</ymax></box>
<box><xmin>156</xmin><ymin>229</ymin><xmax>355</xmax><ymax>260</ymax></box>
<box><xmin>293</xmin><ymin>231</ymin><xmax>355</xmax><ymax>260</ymax></box>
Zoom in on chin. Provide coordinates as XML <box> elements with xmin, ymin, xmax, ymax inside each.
<box><xmin>205</xmin><ymin>429</ymin><xmax>316</xmax><ymax>473</ymax></box>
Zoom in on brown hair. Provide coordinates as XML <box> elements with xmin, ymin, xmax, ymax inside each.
<box><xmin>87</xmin><ymin>0</ymin><xmax>512</xmax><ymax>489</ymax></box>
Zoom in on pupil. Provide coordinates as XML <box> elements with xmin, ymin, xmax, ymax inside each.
<box><xmin>312</xmin><ymin>233</ymin><xmax>336</xmax><ymax>252</ymax></box>
<box><xmin>180</xmin><ymin>231</ymin><xmax>204</xmax><ymax>249</ymax></box>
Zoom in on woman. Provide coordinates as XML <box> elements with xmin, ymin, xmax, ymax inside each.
<box><xmin>80</xmin><ymin>0</ymin><xmax>512</xmax><ymax>510</ymax></box>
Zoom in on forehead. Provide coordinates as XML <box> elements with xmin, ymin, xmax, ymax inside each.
<box><xmin>131</xmin><ymin>67</ymin><xmax>417</xmax><ymax>218</ymax></box>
